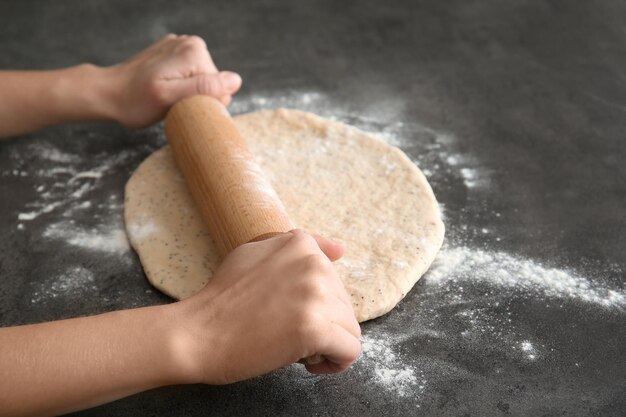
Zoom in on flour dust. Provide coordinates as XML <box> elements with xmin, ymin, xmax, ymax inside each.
<box><xmin>5</xmin><ymin>91</ymin><xmax>625</xmax><ymax>403</ymax></box>
<box><xmin>228</xmin><ymin>91</ymin><xmax>626</xmax><ymax>400</ymax></box>
<box><xmin>8</xmin><ymin>141</ymin><xmax>140</xmax><ymax>254</ymax></box>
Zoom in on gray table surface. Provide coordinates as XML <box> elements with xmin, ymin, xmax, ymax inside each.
<box><xmin>1</xmin><ymin>1</ymin><xmax>625</xmax><ymax>416</ymax></box>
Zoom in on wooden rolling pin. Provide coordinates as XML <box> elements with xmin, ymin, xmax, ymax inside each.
<box><xmin>164</xmin><ymin>95</ymin><xmax>294</xmax><ymax>258</ymax></box>
<box><xmin>165</xmin><ymin>95</ymin><xmax>322</xmax><ymax>365</ymax></box>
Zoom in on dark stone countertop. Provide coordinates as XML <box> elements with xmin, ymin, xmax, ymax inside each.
<box><xmin>0</xmin><ymin>1</ymin><xmax>624</xmax><ymax>416</ymax></box>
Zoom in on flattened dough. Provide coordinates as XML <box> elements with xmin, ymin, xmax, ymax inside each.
<box><xmin>124</xmin><ymin>109</ymin><xmax>444</xmax><ymax>322</ymax></box>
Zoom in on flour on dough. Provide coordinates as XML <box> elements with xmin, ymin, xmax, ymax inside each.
<box><xmin>124</xmin><ymin>109</ymin><xmax>444</xmax><ymax>322</ymax></box>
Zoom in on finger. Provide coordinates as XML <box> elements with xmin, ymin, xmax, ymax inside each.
<box><xmin>165</xmin><ymin>72</ymin><xmax>240</xmax><ymax>103</ymax></box>
<box><xmin>282</xmin><ymin>230</ymin><xmax>330</xmax><ymax>260</ymax></box>
<box><xmin>217</xmin><ymin>232</ymin><xmax>294</xmax><ymax>274</ymax></box>
<box><xmin>329</xmin><ymin>302</ymin><xmax>361</xmax><ymax>339</ymax></box>
<box><xmin>317</xmin><ymin>262</ymin><xmax>354</xmax><ymax>311</ymax></box>
<box><xmin>152</xmin><ymin>33</ymin><xmax>178</xmax><ymax>48</ymax></box>
<box><xmin>288</xmin><ymin>228</ymin><xmax>306</xmax><ymax>236</ymax></box>
<box><xmin>298</xmin><ymin>353</ymin><xmax>324</xmax><ymax>365</ymax></box>
<box><xmin>241</xmin><ymin>232</ymin><xmax>294</xmax><ymax>258</ymax></box>
<box><xmin>204</xmin><ymin>52</ymin><xmax>219</xmax><ymax>73</ymax></box>
<box><xmin>159</xmin><ymin>33</ymin><xmax>179</xmax><ymax>43</ymax></box>
<box><xmin>298</xmin><ymin>310</ymin><xmax>361</xmax><ymax>365</ymax></box>
<box><xmin>330</xmin><ymin>284</ymin><xmax>355</xmax><ymax>313</ymax></box>
<box><xmin>167</xmin><ymin>36</ymin><xmax>214</xmax><ymax>71</ymax></box>
<box><xmin>305</xmin><ymin>324</ymin><xmax>361</xmax><ymax>374</ymax></box>
<box><xmin>306</xmin><ymin>358</ymin><xmax>352</xmax><ymax>374</ymax></box>
<box><xmin>144</xmin><ymin>34</ymin><xmax>178</xmax><ymax>56</ymax></box>
<box><xmin>125</xmin><ymin>33</ymin><xmax>178</xmax><ymax>62</ymax></box>
<box><xmin>285</xmin><ymin>230</ymin><xmax>351</xmax><ymax>306</ymax></box>
<box><xmin>310</xmin><ymin>234</ymin><xmax>345</xmax><ymax>262</ymax></box>
<box><xmin>218</xmin><ymin>71</ymin><xmax>242</xmax><ymax>93</ymax></box>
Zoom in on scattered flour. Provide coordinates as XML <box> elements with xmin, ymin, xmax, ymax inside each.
<box><xmin>229</xmin><ymin>91</ymin><xmax>327</xmax><ymax>116</ymax></box>
<box><xmin>4</xmin><ymin>140</ymin><xmax>152</xmax><ymax>307</ymax></box>
<box><xmin>229</xmin><ymin>92</ymin><xmax>625</xmax><ymax>398</ymax></box>
<box><xmin>230</xmin><ymin>91</ymin><xmax>488</xmax><ymax>190</ymax></box>
<box><xmin>520</xmin><ymin>340</ymin><xmax>538</xmax><ymax>360</ymax></box>
<box><xmin>13</xmin><ymin>144</ymin><xmax>137</xmax><ymax>223</ymax></box>
<box><xmin>459</xmin><ymin>167</ymin><xmax>479</xmax><ymax>188</ymax></box>
<box><xmin>359</xmin><ymin>334</ymin><xmax>424</xmax><ymax>397</ymax></box>
<box><xmin>425</xmin><ymin>246</ymin><xmax>626</xmax><ymax>309</ymax></box>
<box><xmin>43</xmin><ymin>221</ymin><xmax>129</xmax><ymax>253</ymax></box>
<box><xmin>30</xmin><ymin>266</ymin><xmax>96</xmax><ymax>304</ymax></box>
<box><xmin>5</xmin><ymin>92</ymin><xmax>624</xmax><ymax>405</ymax></box>
<box><xmin>28</xmin><ymin>142</ymin><xmax>81</xmax><ymax>163</ymax></box>
<box><xmin>231</xmin><ymin>91</ymin><xmax>625</xmax><ymax>304</ymax></box>
<box><xmin>9</xmin><ymin>142</ymin><xmax>138</xmax><ymax>254</ymax></box>
<box><xmin>127</xmin><ymin>221</ymin><xmax>160</xmax><ymax>242</ymax></box>
<box><xmin>18</xmin><ymin>202</ymin><xmax>63</xmax><ymax>221</ymax></box>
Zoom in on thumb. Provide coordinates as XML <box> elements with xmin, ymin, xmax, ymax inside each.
<box><xmin>310</xmin><ymin>234</ymin><xmax>345</xmax><ymax>262</ymax></box>
<box><xmin>217</xmin><ymin>71</ymin><xmax>243</xmax><ymax>94</ymax></box>
<box><xmin>167</xmin><ymin>71</ymin><xmax>242</xmax><ymax>103</ymax></box>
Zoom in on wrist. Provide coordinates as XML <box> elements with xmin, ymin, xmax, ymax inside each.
<box><xmin>93</xmin><ymin>64</ymin><xmax>126</xmax><ymax>123</ymax></box>
<box><xmin>50</xmin><ymin>63</ymin><xmax>120</xmax><ymax>123</ymax></box>
<box><xmin>101</xmin><ymin>304</ymin><xmax>202</xmax><ymax>388</ymax></box>
<box><xmin>159</xmin><ymin>302</ymin><xmax>210</xmax><ymax>385</ymax></box>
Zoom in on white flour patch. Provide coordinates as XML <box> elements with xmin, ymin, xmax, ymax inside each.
<box><xmin>43</xmin><ymin>194</ymin><xmax>130</xmax><ymax>254</ymax></box>
<box><xmin>228</xmin><ymin>92</ymin><xmax>625</xmax><ymax>403</ymax></box>
<box><xmin>30</xmin><ymin>266</ymin><xmax>97</xmax><ymax>303</ymax></box>
<box><xmin>5</xmin><ymin>93</ymin><xmax>622</xmax><ymax>407</ymax></box>
<box><xmin>18</xmin><ymin>202</ymin><xmax>63</xmax><ymax>221</ymax></box>
<box><xmin>520</xmin><ymin>341</ymin><xmax>538</xmax><ymax>360</ymax></box>
<box><xmin>27</xmin><ymin>142</ymin><xmax>81</xmax><ymax>163</ymax></box>
<box><xmin>425</xmin><ymin>246</ymin><xmax>626</xmax><ymax>309</ymax></box>
<box><xmin>43</xmin><ymin>221</ymin><xmax>129</xmax><ymax>253</ymax></box>
<box><xmin>127</xmin><ymin>221</ymin><xmax>160</xmax><ymax>242</ymax></box>
<box><xmin>230</xmin><ymin>90</ymin><xmax>411</xmax><ymax>147</ymax></box>
<box><xmin>14</xmin><ymin>147</ymin><xmax>137</xmax><ymax>222</ymax></box>
<box><xmin>9</xmin><ymin>143</ymin><xmax>139</xmax><ymax>255</ymax></box>
<box><xmin>460</xmin><ymin>167</ymin><xmax>479</xmax><ymax>188</ymax></box>
<box><xmin>230</xmin><ymin>91</ymin><xmax>489</xmax><ymax>192</ymax></box>
<box><xmin>230</xmin><ymin>91</ymin><xmax>328</xmax><ymax>116</ymax></box>
<box><xmin>359</xmin><ymin>333</ymin><xmax>424</xmax><ymax>398</ymax></box>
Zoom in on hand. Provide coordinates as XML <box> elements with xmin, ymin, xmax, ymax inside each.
<box><xmin>0</xmin><ymin>230</ymin><xmax>358</xmax><ymax>414</ymax></box>
<box><xmin>105</xmin><ymin>34</ymin><xmax>242</xmax><ymax>128</ymax></box>
<box><xmin>0</xmin><ymin>34</ymin><xmax>241</xmax><ymax>138</ymax></box>
<box><xmin>169</xmin><ymin>230</ymin><xmax>362</xmax><ymax>385</ymax></box>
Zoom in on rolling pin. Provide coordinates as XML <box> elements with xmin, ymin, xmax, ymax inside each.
<box><xmin>164</xmin><ymin>95</ymin><xmax>294</xmax><ymax>258</ymax></box>
<box><xmin>165</xmin><ymin>96</ymin><xmax>324</xmax><ymax>364</ymax></box>
<box><xmin>164</xmin><ymin>95</ymin><xmax>322</xmax><ymax>365</ymax></box>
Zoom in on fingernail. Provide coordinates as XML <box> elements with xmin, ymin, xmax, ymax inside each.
<box><xmin>220</xmin><ymin>72</ymin><xmax>242</xmax><ymax>91</ymax></box>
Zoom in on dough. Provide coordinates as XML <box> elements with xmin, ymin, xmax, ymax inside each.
<box><xmin>124</xmin><ymin>109</ymin><xmax>444</xmax><ymax>322</ymax></box>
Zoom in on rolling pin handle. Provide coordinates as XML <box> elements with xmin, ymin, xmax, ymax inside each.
<box><xmin>164</xmin><ymin>95</ymin><xmax>293</xmax><ymax>257</ymax></box>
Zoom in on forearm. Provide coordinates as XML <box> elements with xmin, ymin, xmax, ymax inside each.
<box><xmin>0</xmin><ymin>65</ymin><xmax>117</xmax><ymax>138</ymax></box>
<box><xmin>0</xmin><ymin>36</ymin><xmax>243</xmax><ymax>138</ymax></box>
<box><xmin>0</xmin><ymin>305</ymin><xmax>186</xmax><ymax>417</ymax></box>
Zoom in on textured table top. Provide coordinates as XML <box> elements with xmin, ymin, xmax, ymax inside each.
<box><xmin>0</xmin><ymin>1</ymin><xmax>624</xmax><ymax>416</ymax></box>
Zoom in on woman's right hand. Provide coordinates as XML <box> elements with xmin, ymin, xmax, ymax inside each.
<box><xmin>167</xmin><ymin>230</ymin><xmax>362</xmax><ymax>385</ymax></box>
